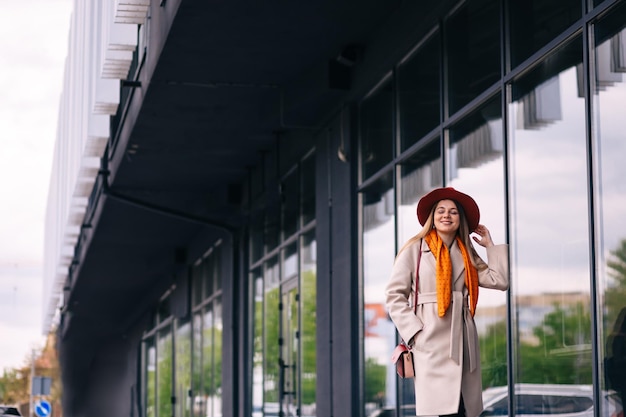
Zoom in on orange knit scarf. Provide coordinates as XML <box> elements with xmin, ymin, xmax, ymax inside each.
<box><xmin>424</xmin><ymin>229</ymin><xmax>479</xmax><ymax>317</ymax></box>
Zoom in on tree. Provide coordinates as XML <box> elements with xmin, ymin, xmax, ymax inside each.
<box><xmin>479</xmin><ymin>320</ymin><xmax>508</xmax><ymax>388</ymax></box>
<box><xmin>0</xmin><ymin>332</ymin><xmax>61</xmax><ymax>417</ymax></box>
<box><xmin>518</xmin><ymin>303</ymin><xmax>592</xmax><ymax>384</ymax></box>
<box><xmin>605</xmin><ymin>239</ymin><xmax>626</xmax><ymax>332</ymax></box>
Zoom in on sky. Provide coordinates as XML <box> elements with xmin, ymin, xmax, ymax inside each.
<box><xmin>0</xmin><ymin>0</ymin><xmax>73</xmax><ymax>371</ymax></box>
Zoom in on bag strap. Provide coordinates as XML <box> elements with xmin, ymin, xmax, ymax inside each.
<box><xmin>413</xmin><ymin>239</ymin><xmax>423</xmax><ymax>315</ymax></box>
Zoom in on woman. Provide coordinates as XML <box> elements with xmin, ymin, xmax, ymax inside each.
<box><xmin>385</xmin><ymin>187</ymin><xmax>509</xmax><ymax>417</ymax></box>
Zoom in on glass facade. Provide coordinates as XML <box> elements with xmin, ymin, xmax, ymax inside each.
<box><xmin>249</xmin><ymin>151</ymin><xmax>317</xmax><ymax>417</ymax></box>
<box><xmin>594</xmin><ymin>3</ymin><xmax>626</xmax><ymax>415</ymax></box>
<box><xmin>134</xmin><ymin>2</ymin><xmax>626</xmax><ymax>417</ymax></box>
<box><xmin>359</xmin><ymin>0</ymin><xmax>626</xmax><ymax>416</ymax></box>
<box><xmin>141</xmin><ymin>245</ymin><xmax>223</xmax><ymax>417</ymax></box>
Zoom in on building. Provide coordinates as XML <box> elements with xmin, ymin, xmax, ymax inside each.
<box><xmin>43</xmin><ymin>0</ymin><xmax>626</xmax><ymax>417</ymax></box>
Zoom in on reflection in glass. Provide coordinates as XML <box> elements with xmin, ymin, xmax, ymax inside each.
<box><xmin>300</xmin><ymin>231</ymin><xmax>317</xmax><ymax>416</ymax></box>
<box><xmin>360</xmin><ymin>78</ymin><xmax>393</xmax><ymax>180</ymax></box>
<box><xmin>447</xmin><ymin>96</ymin><xmax>508</xmax><ymax>389</ymax></box>
<box><xmin>192</xmin><ymin>314</ymin><xmax>204</xmax><ymax>417</ymax></box>
<box><xmin>446</xmin><ymin>0</ymin><xmax>500</xmax><ymax>115</ymax></box>
<box><xmin>508</xmin><ymin>0</ymin><xmax>581</xmax><ymax>69</ymax></box>
<box><xmin>283</xmin><ymin>244</ymin><xmax>298</xmax><ymax>281</ymax></box>
<box><xmin>397</xmin><ymin>140</ymin><xmax>442</xmax><ymax>257</ymax></box>
<box><xmin>594</xmin><ymin>6</ymin><xmax>626</xmax><ymax>415</ymax></box>
<box><xmin>158</xmin><ymin>327</ymin><xmax>173</xmax><ymax>417</ymax></box>
<box><xmin>264</xmin><ymin>258</ymin><xmax>280</xmax><ymax>405</ymax></box>
<box><xmin>250</xmin><ymin>213</ymin><xmax>264</xmax><ymax>263</ymax></box>
<box><xmin>175</xmin><ymin>319</ymin><xmax>192</xmax><ymax>417</ymax></box>
<box><xmin>192</xmin><ymin>263</ymin><xmax>203</xmax><ymax>307</ymax></box>
<box><xmin>282</xmin><ymin>170</ymin><xmax>299</xmax><ymax>240</ymax></box>
<box><xmin>301</xmin><ymin>154</ymin><xmax>316</xmax><ymax>227</ymax></box>
<box><xmin>361</xmin><ymin>172</ymin><xmax>397</xmax><ymax>416</ymax></box>
<box><xmin>213</xmin><ymin>300</ymin><xmax>223</xmax><ymax>417</ymax></box>
<box><xmin>203</xmin><ymin>307</ymin><xmax>214</xmax><ymax>416</ymax></box>
<box><xmin>508</xmin><ymin>38</ymin><xmax>592</xmax><ymax>387</ymax></box>
<box><xmin>251</xmin><ymin>270</ymin><xmax>263</xmax><ymax>417</ymax></box>
<box><xmin>204</xmin><ymin>255</ymin><xmax>215</xmax><ymax>300</ymax></box>
<box><xmin>145</xmin><ymin>338</ymin><xmax>156</xmax><ymax>417</ymax></box>
<box><xmin>398</xmin><ymin>33</ymin><xmax>440</xmax><ymax>151</ymax></box>
<box><xmin>281</xmin><ymin>285</ymin><xmax>299</xmax><ymax>416</ymax></box>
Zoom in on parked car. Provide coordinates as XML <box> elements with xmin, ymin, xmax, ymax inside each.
<box><xmin>480</xmin><ymin>384</ymin><xmax>623</xmax><ymax>417</ymax></box>
<box><xmin>0</xmin><ymin>405</ymin><xmax>21</xmax><ymax>417</ymax></box>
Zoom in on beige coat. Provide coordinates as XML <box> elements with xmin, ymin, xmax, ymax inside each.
<box><xmin>385</xmin><ymin>240</ymin><xmax>509</xmax><ymax>417</ymax></box>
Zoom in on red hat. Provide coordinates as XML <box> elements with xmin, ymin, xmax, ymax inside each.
<box><xmin>416</xmin><ymin>187</ymin><xmax>480</xmax><ymax>231</ymax></box>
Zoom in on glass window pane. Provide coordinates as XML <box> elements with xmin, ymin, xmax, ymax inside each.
<box><xmin>593</xmin><ymin>4</ymin><xmax>626</xmax><ymax>414</ymax></box>
<box><xmin>145</xmin><ymin>338</ymin><xmax>156</xmax><ymax>417</ymax></box>
<box><xmin>204</xmin><ymin>255</ymin><xmax>215</xmax><ymax>300</ymax></box>
<box><xmin>361</xmin><ymin>171</ymin><xmax>397</xmax><ymax>416</ymax></box>
<box><xmin>398</xmin><ymin>33</ymin><xmax>441</xmax><ymax>151</ymax></box>
<box><xmin>301</xmin><ymin>154</ymin><xmax>315</xmax><ymax>227</ymax></box>
<box><xmin>360</xmin><ymin>78</ymin><xmax>394</xmax><ymax>180</ymax></box>
<box><xmin>282</xmin><ymin>169</ymin><xmax>299</xmax><ymax>240</ymax></box>
<box><xmin>158</xmin><ymin>327</ymin><xmax>173</xmax><ymax>417</ymax></box>
<box><xmin>446</xmin><ymin>0</ymin><xmax>501</xmax><ymax>115</ymax></box>
<box><xmin>213</xmin><ymin>300</ymin><xmax>223</xmax><ymax>417</ymax></box>
<box><xmin>447</xmin><ymin>96</ymin><xmax>508</xmax><ymax>390</ymax></box>
<box><xmin>282</xmin><ymin>244</ymin><xmax>298</xmax><ymax>281</ymax></box>
<box><xmin>192</xmin><ymin>263</ymin><xmax>203</xmax><ymax>308</ymax></box>
<box><xmin>266</xmin><ymin>205</ymin><xmax>280</xmax><ymax>251</ymax></box>
<box><xmin>508</xmin><ymin>0</ymin><xmax>581</xmax><ymax>68</ymax></box>
<box><xmin>192</xmin><ymin>314</ymin><xmax>204</xmax><ymax>417</ymax></box>
<box><xmin>508</xmin><ymin>38</ymin><xmax>592</xmax><ymax>387</ymax></box>
<box><xmin>175</xmin><ymin>320</ymin><xmax>192</xmax><ymax>417</ymax></box>
<box><xmin>250</xmin><ymin>212</ymin><xmax>264</xmax><ymax>263</ymax></box>
<box><xmin>202</xmin><ymin>307</ymin><xmax>214</xmax><ymax>417</ymax></box>
<box><xmin>264</xmin><ymin>258</ymin><xmax>280</xmax><ymax>405</ymax></box>
<box><xmin>214</xmin><ymin>247</ymin><xmax>222</xmax><ymax>293</ymax></box>
<box><xmin>300</xmin><ymin>231</ymin><xmax>317</xmax><ymax>416</ymax></box>
<box><xmin>251</xmin><ymin>269</ymin><xmax>264</xmax><ymax>417</ymax></box>
<box><xmin>397</xmin><ymin>139</ymin><xmax>443</xmax><ymax>247</ymax></box>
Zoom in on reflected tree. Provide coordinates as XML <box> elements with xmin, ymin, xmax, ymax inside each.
<box><xmin>364</xmin><ymin>357</ymin><xmax>387</xmax><ymax>404</ymax></box>
<box><xmin>480</xmin><ymin>320</ymin><xmax>508</xmax><ymax>387</ymax></box>
<box><xmin>480</xmin><ymin>302</ymin><xmax>592</xmax><ymax>387</ymax></box>
<box><xmin>301</xmin><ymin>270</ymin><xmax>317</xmax><ymax>404</ymax></box>
<box><xmin>605</xmin><ymin>239</ymin><xmax>626</xmax><ymax>328</ymax></box>
<box><xmin>519</xmin><ymin>303</ymin><xmax>592</xmax><ymax>384</ymax></box>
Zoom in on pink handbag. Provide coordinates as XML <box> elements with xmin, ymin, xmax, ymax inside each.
<box><xmin>392</xmin><ymin>343</ymin><xmax>415</xmax><ymax>378</ymax></box>
<box><xmin>391</xmin><ymin>241</ymin><xmax>422</xmax><ymax>378</ymax></box>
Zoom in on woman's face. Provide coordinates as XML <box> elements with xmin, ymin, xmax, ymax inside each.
<box><xmin>433</xmin><ymin>199</ymin><xmax>460</xmax><ymax>234</ymax></box>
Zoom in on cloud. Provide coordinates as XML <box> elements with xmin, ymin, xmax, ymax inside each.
<box><xmin>0</xmin><ymin>0</ymin><xmax>72</xmax><ymax>370</ymax></box>
<box><xmin>0</xmin><ymin>265</ymin><xmax>46</xmax><ymax>371</ymax></box>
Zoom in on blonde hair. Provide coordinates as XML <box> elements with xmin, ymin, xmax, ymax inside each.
<box><xmin>397</xmin><ymin>200</ymin><xmax>487</xmax><ymax>271</ymax></box>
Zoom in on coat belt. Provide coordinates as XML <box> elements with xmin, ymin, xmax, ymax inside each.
<box><xmin>416</xmin><ymin>291</ymin><xmax>477</xmax><ymax>372</ymax></box>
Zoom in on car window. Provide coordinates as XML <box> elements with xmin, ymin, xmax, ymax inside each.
<box><xmin>544</xmin><ymin>395</ymin><xmax>593</xmax><ymax>414</ymax></box>
<box><xmin>482</xmin><ymin>393</ymin><xmax>594</xmax><ymax>416</ymax></box>
<box><xmin>0</xmin><ymin>407</ymin><xmax>21</xmax><ymax>416</ymax></box>
<box><xmin>518</xmin><ymin>394</ymin><xmax>593</xmax><ymax>415</ymax></box>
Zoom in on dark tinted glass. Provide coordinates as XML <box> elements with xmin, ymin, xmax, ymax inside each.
<box><xmin>301</xmin><ymin>154</ymin><xmax>315</xmax><ymax>226</ymax></box>
<box><xmin>509</xmin><ymin>0</ymin><xmax>581</xmax><ymax>68</ymax></box>
<box><xmin>360</xmin><ymin>78</ymin><xmax>394</xmax><ymax>180</ymax></box>
<box><xmin>446</xmin><ymin>0</ymin><xmax>501</xmax><ymax>115</ymax></box>
<box><xmin>281</xmin><ymin>169</ymin><xmax>299</xmax><ymax>240</ymax></box>
<box><xmin>398</xmin><ymin>33</ymin><xmax>441</xmax><ymax>151</ymax></box>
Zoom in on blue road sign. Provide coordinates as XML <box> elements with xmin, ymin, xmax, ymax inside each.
<box><xmin>35</xmin><ymin>400</ymin><xmax>51</xmax><ymax>417</ymax></box>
